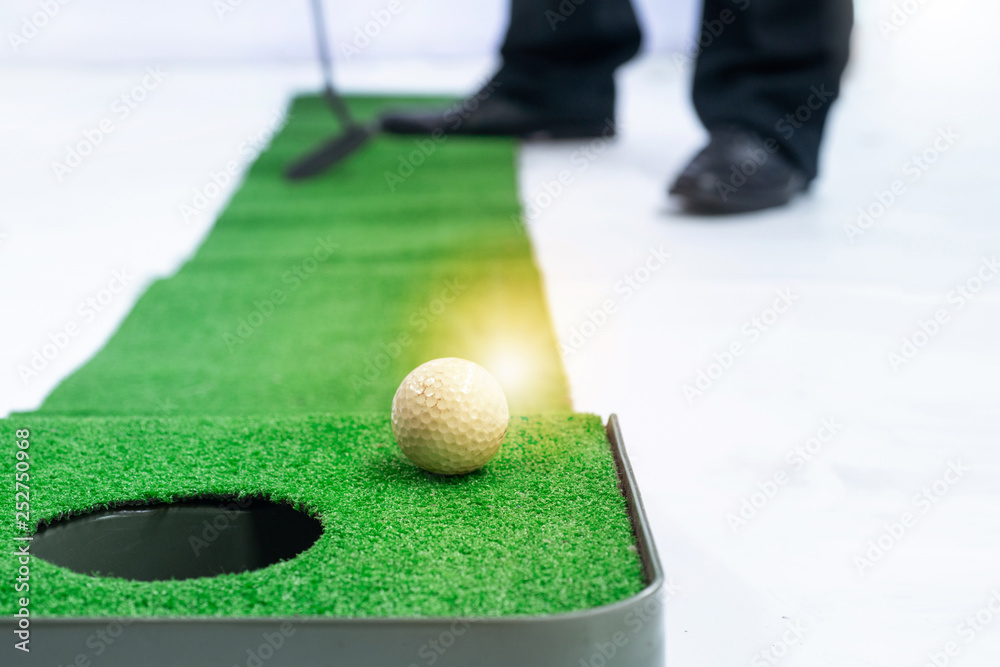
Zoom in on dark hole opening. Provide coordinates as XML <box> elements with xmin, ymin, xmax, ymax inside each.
<box><xmin>32</xmin><ymin>496</ymin><xmax>323</xmax><ymax>581</ymax></box>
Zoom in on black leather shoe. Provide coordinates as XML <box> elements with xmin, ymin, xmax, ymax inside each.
<box><xmin>669</xmin><ymin>127</ymin><xmax>808</xmax><ymax>214</ymax></box>
<box><xmin>380</xmin><ymin>70</ymin><xmax>617</xmax><ymax>140</ymax></box>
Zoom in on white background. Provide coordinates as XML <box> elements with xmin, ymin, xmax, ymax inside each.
<box><xmin>3</xmin><ymin>1</ymin><xmax>1000</xmax><ymax>666</ymax></box>
<box><xmin>1</xmin><ymin>0</ymin><xmax>693</xmax><ymax>63</ymax></box>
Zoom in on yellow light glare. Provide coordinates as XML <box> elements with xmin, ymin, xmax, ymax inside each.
<box><xmin>477</xmin><ymin>341</ymin><xmax>547</xmax><ymax>411</ymax></box>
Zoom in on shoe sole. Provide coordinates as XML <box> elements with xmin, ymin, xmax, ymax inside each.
<box><xmin>669</xmin><ymin>179</ymin><xmax>807</xmax><ymax>215</ymax></box>
<box><xmin>521</xmin><ymin>123</ymin><xmax>616</xmax><ymax>140</ymax></box>
<box><xmin>382</xmin><ymin>122</ymin><xmax>615</xmax><ymax>141</ymax></box>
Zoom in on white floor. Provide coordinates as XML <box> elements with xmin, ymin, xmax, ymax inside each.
<box><xmin>4</xmin><ymin>7</ymin><xmax>1000</xmax><ymax>664</ymax></box>
<box><xmin>526</xmin><ymin>58</ymin><xmax>1000</xmax><ymax>667</ymax></box>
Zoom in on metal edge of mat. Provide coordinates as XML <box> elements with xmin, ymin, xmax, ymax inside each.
<box><xmin>4</xmin><ymin>414</ymin><xmax>665</xmax><ymax>667</ymax></box>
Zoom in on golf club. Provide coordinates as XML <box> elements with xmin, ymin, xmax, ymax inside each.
<box><xmin>285</xmin><ymin>0</ymin><xmax>379</xmax><ymax>180</ymax></box>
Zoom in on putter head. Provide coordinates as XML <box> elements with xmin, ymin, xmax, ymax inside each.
<box><xmin>285</xmin><ymin>123</ymin><xmax>377</xmax><ymax>181</ymax></box>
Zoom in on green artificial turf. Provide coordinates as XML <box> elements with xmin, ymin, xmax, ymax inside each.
<box><xmin>1</xmin><ymin>414</ymin><xmax>643</xmax><ymax>617</ymax></box>
<box><xmin>2</xmin><ymin>96</ymin><xmax>645</xmax><ymax>619</ymax></box>
<box><xmin>34</xmin><ymin>96</ymin><xmax>569</xmax><ymax>416</ymax></box>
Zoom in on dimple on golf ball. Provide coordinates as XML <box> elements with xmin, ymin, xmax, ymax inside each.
<box><xmin>391</xmin><ymin>358</ymin><xmax>509</xmax><ymax>475</ymax></box>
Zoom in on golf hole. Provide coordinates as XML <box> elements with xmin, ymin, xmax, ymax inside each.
<box><xmin>31</xmin><ymin>495</ymin><xmax>323</xmax><ymax>581</ymax></box>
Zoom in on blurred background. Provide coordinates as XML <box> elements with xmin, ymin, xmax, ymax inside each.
<box><xmin>3</xmin><ymin>2</ymin><xmax>1000</xmax><ymax>667</ymax></box>
<box><xmin>0</xmin><ymin>0</ymin><xmax>693</xmax><ymax>62</ymax></box>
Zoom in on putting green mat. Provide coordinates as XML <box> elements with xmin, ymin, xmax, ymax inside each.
<box><xmin>34</xmin><ymin>96</ymin><xmax>568</xmax><ymax>416</ymax></box>
<box><xmin>2</xmin><ymin>414</ymin><xmax>643</xmax><ymax>617</ymax></box>
<box><xmin>2</xmin><ymin>96</ymin><xmax>645</xmax><ymax>618</ymax></box>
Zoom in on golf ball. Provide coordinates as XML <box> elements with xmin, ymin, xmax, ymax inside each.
<box><xmin>391</xmin><ymin>358</ymin><xmax>509</xmax><ymax>475</ymax></box>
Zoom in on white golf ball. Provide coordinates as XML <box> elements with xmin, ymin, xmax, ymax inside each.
<box><xmin>391</xmin><ymin>358</ymin><xmax>509</xmax><ymax>475</ymax></box>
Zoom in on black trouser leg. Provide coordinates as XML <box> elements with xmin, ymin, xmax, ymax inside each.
<box><xmin>692</xmin><ymin>0</ymin><xmax>854</xmax><ymax>181</ymax></box>
<box><xmin>496</xmin><ymin>0</ymin><xmax>642</xmax><ymax>115</ymax></box>
<box><xmin>500</xmin><ymin>0</ymin><xmax>642</xmax><ymax>69</ymax></box>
